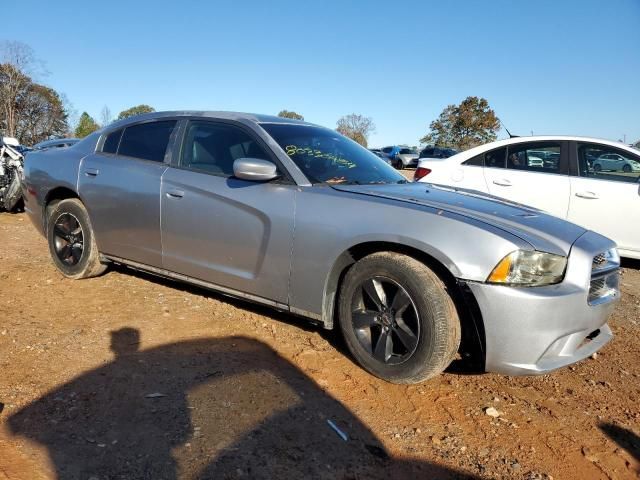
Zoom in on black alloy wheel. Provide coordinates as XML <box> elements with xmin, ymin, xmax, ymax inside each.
<box><xmin>351</xmin><ymin>276</ymin><xmax>420</xmax><ymax>365</ymax></box>
<box><xmin>52</xmin><ymin>213</ymin><xmax>84</xmax><ymax>266</ymax></box>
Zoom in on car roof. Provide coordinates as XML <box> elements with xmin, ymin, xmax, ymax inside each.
<box><xmin>440</xmin><ymin>135</ymin><xmax>639</xmax><ymax>165</ymax></box>
<box><xmin>103</xmin><ymin>111</ymin><xmax>318</xmax><ymax>132</ymax></box>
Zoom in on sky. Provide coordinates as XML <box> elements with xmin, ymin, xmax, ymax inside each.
<box><xmin>3</xmin><ymin>0</ymin><xmax>639</xmax><ymax>147</ymax></box>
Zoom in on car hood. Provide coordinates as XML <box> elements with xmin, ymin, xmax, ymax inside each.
<box><xmin>332</xmin><ymin>182</ymin><xmax>587</xmax><ymax>256</ymax></box>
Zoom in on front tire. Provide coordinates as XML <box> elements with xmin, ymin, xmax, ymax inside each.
<box><xmin>46</xmin><ymin>198</ymin><xmax>107</xmax><ymax>279</ymax></box>
<box><xmin>395</xmin><ymin>159</ymin><xmax>403</xmax><ymax>170</ymax></box>
<box><xmin>338</xmin><ymin>252</ymin><xmax>460</xmax><ymax>384</ymax></box>
<box><xmin>622</xmin><ymin>164</ymin><xmax>631</xmax><ymax>173</ymax></box>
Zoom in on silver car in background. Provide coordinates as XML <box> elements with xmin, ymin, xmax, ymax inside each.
<box><xmin>22</xmin><ymin>112</ymin><xmax>620</xmax><ymax>383</ymax></box>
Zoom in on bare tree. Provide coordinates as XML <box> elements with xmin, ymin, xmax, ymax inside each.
<box><xmin>100</xmin><ymin>105</ymin><xmax>113</xmax><ymax>127</ymax></box>
<box><xmin>336</xmin><ymin>114</ymin><xmax>376</xmax><ymax>147</ymax></box>
<box><xmin>0</xmin><ymin>41</ymin><xmax>43</xmax><ymax>138</ymax></box>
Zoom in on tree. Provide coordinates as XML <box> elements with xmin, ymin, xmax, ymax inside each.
<box><xmin>0</xmin><ymin>41</ymin><xmax>69</xmax><ymax>144</ymax></box>
<box><xmin>0</xmin><ymin>41</ymin><xmax>39</xmax><ymax>138</ymax></box>
<box><xmin>336</xmin><ymin>114</ymin><xmax>375</xmax><ymax>148</ymax></box>
<box><xmin>420</xmin><ymin>96</ymin><xmax>500</xmax><ymax>151</ymax></box>
<box><xmin>117</xmin><ymin>104</ymin><xmax>155</xmax><ymax>120</ymax></box>
<box><xmin>75</xmin><ymin>112</ymin><xmax>99</xmax><ymax>138</ymax></box>
<box><xmin>15</xmin><ymin>83</ymin><xmax>69</xmax><ymax>145</ymax></box>
<box><xmin>277</xmin><ymin>110</ymin><xmax>304</xmax><ymax>121</ymax></box>
<box><xmin>100</xmin><ymin>105</ymin><xmax>112</xmax><ymax>127</ymax></box>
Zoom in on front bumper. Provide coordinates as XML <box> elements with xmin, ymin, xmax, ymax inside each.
<box><xmin>466</xmin><ymin>231</ymin><xmax>620</xmax><ymax>375</ymax></box>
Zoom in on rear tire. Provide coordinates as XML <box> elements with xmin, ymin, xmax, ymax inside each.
<box><xmin>338</xmin><ymin>252</ymin><xmax>460</xmax><ymax>384</ymax></box>
<box><xmin>46</xmin><ymin>198</ymin><xmax>107</xmax><ymax>279</ymax></box>
<box><xmin>395</xmin><ymin>159</ymin><xmax>403</xmax><ymax>170</ymax></box>
<box><xmin>594</xmin><ymin>163</ymin><xmax>602</xmax><ymax>172</ymax></box>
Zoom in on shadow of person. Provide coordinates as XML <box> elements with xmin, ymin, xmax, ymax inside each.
<box><xmin>9</xmin><ymin>329</ymin><xmax>478</xmax><ymax>479</ymax></box>
<box><xmin>600</xmin><ymin>422</ymin><xmax>640</xmax><ymax>463</ymax></box>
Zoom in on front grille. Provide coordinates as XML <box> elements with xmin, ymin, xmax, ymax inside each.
<box><xmin>588</xmin><ymin>250</ymin><xmax>620</xmax><ymax>305</ymax></box>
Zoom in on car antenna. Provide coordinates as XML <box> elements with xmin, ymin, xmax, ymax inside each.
<box><xmin>499</xmin><ymin>119</ymin><xmax>518</xmax><ymax>138</ymax></box>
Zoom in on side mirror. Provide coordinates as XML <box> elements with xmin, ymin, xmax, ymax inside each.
<box><xmin>233</xmin><ymin>158</ymin><xmax>279</xmax><ymax>182</ymax></box>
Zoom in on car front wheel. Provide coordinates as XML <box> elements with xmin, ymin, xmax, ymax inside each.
<box><xmin>338</xmin><ymin>252</ymin><xmax>460</xmax><ymax>384</ymax></box>
<box><xmin>46</xmin><ymin>198</ymin><xmax>107</xmax><ymax>279</ymax></box>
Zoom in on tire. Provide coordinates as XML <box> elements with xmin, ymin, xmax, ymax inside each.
<box><xmin>622</xmin><ymin>164</ymin><xmax>631</xmax><ymax>173</ymax></box>
<box><xmin>395</xmin><ymin>159</ymin><xmax>403</xmax><ymax>170</ymax></box>
<box><xmin>338</xmin><ymin>252</ymin><xmax>460</xmax><ymax>384</ymax></box>
<box><xmin>46</xmin><ymin>198</ymin><xmax>107</xmax><ymax>279</ymax></box>
<box><xmin>3</xmin><ymin>174</ymin><xmax>23</xmax><ymax>212</ymax></box>
<box><xmin>594</xmin><ymin>163</ymin><xmax>602</xmax><ymax>172</ymax></box>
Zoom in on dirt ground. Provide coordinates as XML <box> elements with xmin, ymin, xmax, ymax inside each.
<box><xmin>0</xmin><ymin>211</ymin><xmax>639</xmax><ymax>480</ymax></box>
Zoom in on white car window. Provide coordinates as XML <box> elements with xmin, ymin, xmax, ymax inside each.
<box><xmin>578</xmin><ymin>144</ymin><xmax>640</xmax><ymax>183</ymax></box>
<box><xmin>506</xmin><ymin>143</ymin><xmax>564</xmax><ymax>174</ymax></box>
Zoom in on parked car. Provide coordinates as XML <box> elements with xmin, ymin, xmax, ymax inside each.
<box><xmin>415</xmin><ymin>136</ymin><xmax>640</xmax><ymax>259</ymax></box>
<box><xmin>593</xmin><ymin>153</ymin><xmax>640</xmax><ymax>173</ymax></box>
<box><xmin>369</xmin><ymin>148</ymin><xmax>392</xmax><ymax>165</ymax></box>
<box><xmin>380</xmin><ymin>146</ymin><xmax>418</xmax><ymax>169</ymax></box>
<box><xmin>23</xmin><ymin>113</ymin><xmax>620</xmax><ymax>383</ymax></box>
<box><xmin>32</xmin><ymin>138</ymin><xmax>80</xmax><ymax>151</ymax></box>
<box><xmin>418</xmin><ymin>146</ymin><xmax>459</xmax><ymax>161</ymax></box>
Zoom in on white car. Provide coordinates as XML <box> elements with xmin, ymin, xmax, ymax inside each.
<box><xmin>415</xmin><ymin>136</ymin><xmax>640</xmax><ymax>259</ymax></box>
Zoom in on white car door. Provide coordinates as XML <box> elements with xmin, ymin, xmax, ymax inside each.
<box><xmin>569</xmin><ymin>142</ymin><xmax>640</xmax><ymax>258</ymax></box>
<box><xmin>482</xmin><ymin>141</ymin><xmax>571</xmax><ymax>218</ymax></box>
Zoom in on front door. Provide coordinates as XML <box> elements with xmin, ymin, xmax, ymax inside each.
<box><xmin>483</xmin><ymin>141</ymin><xmax>570</xmax><ymax>218</ymax></box>
<box><xmin>78</xmin><ymin>120</ymin><xmax>177</xmax><ymax>267</ymax></box>
<box><xmin>160</xmin><ymin>120</ymin><xmax>295</xmax><ymax>304</ymax></box>
<box><xmin>569</xmin><ymin>142</ymin><xmax>640</xmax><ymax>257</ymax></box>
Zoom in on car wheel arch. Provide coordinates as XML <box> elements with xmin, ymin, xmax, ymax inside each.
<box><xmin>43</xmin><ymin>187</ymin><xmax>83</xmax><ymax>234</ymax></box>
<box><xmin>320</xmin><ymin>241</ymin><xmax>486</xmax><ymax>370</ymax></box>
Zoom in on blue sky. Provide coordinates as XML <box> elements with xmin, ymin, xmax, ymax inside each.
<box><xmin>4</xmin><ymin>0</ymin><xmax>639</xmax><ymax>146</ymax></box>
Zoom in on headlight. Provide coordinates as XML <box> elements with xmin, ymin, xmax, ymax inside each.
<box><xmin>487</xmin><ymin>250</ymin><xmax>567</xmax><ymax>286</ymax></box>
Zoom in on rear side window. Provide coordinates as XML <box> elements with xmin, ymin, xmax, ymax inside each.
<box><xmin>102</xmin><ymin>129</ymin><xmax>123</xmax><ymax>154</ymax></box>
<box><xmin>485</xmin><ymin>147</ymin><xmax>507</xmax><ymax>168</ymax></box>
<box><xmin>506</xmin><ymin>143</ymin><xmax>563</xmax><ymax>174</ymax></box>
<box><xmin>117</xmin><ymin>121</ymin><xmax>177</xmax><ymax>162</ymax></box>
<box><xmin>463</xmin><ymin>154</ymin><xmax>483</xmax><ymax>166</ymax></box>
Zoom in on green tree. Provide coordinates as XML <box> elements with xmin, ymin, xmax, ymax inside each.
<box><xmin>277</xmin><ymin>110</ymin><xmax>304</xmax><ymax>121</ymax></box>
<box><xmin>117</xmin><ymin>104</ymin><xmax>155</xmax><ymax>120</ymax></box>
<box><xmin>75</xmin><ymin>112</ymin><xmax>99</xmax><ymax>138</ymax></box>
<box><xmin>336</xmin><ymin>113</ymin><xmax>375</xmax><ymax>148</ymax></box>
<box><xmin>420</xmin><ymin>96</ymin><xmax>500</xmax><ymax>151</ymax></box>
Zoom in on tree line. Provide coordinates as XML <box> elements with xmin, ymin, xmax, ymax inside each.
<box><xmin>2</xmin><ymin>40</ymin><xmax>500</xmax><ymax>150</ymax></box>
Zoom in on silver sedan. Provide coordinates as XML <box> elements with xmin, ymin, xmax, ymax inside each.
<box><xmin>22</xmin><ymin>112</ymin><xmax>620</xmax><ymax>383</ymax></box>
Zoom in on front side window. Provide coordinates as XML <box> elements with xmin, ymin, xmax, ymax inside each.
<box><xmin>117</xmin><ymin>121</ymin><xmax>177</xmax><ymax>162</ymax></box>
<box><xmin>506</xmin><ymin>143</ymin><xmax>562</xmax><ymax>174</ymax></box>
<box><xmin>578</xmin><ymin>143</ymin><xmax>640</xmax><ymax>183</ymax></box>
<box><xmin>180</xmin><ymin>122</ymin><xmax>270</xmax><ymax>177</ymax></box>
<box><xmin>262</xmin><ymin>124</ymin><xmax>406</xmax><ymax>185</ymax></box>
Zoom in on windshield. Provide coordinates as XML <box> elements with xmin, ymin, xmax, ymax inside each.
<box><xmin>399</xmin><ymin>148</ymin><xmax>415</xmax><ymax>154</ymax></box>
<box><xmin>261</xmin><ymin>124</ymin><xmax>406</xmax><ymax>185</ymax></box>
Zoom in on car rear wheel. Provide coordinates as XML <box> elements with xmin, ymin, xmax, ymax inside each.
<box><xmin>395</xmin><ymin>159</ymin><xmax>403</xmax><ymax>170</ymax></box>
<box><xmin>46</xmin><ymin>198</ymin><xmax>107</xmax><ymax>279</ymax></box>
<box><xmin>338</xmin><ymin>252</ymin><xmax>460</xmax><ymax>384</ymax></box>
<box><xmin>594</xmin><ymin>163</ymin><xmax>602</xmax><ymax>172</ymax></box>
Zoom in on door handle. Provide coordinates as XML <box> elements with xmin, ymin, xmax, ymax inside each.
<box><xmin>84</xmin><ymin>168</ymin><xmax>99</xmax><ymax>177</ymax></box>
<box><xmin>575</xmin><ymin>191</ymin><xmax>599</xmax><ymax>199</ymax></box>
<box><xmin>492</xmin><ymin>179</ymin><xmax>512</xmax><ymax>187</ymax></box>
<box><xmin>166</xmin><ymin>189</ymin><xmax>184</xmax><ymax>199</ymax></box>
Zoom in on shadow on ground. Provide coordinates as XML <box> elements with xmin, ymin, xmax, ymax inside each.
<box><xmin>600</xmin><ymin>422</ymin><xmax>640</xmax><ymax>463</ymax></box>
<box><xmin>8</xmin><ymin>330</ymin><xmax>477</xmax><ymax>479</ymax></box>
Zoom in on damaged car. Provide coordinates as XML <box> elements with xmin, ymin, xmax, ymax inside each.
<box><xmin>22</xmin><ymin>112</ymin><xmax>621</xmax><ymax>384</ymax></box>
<box><xmin>0</xmin><ymin>137</ymin><xmax>25</xmax><ymax>212</ymax></box>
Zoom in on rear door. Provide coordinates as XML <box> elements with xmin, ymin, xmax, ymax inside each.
<box><xmin>160</xmin><ymin>119</ymin><xmax>296</xmax><ymax>304</ymax></box>
<box><xmin>483</xmin><ymin>141</ymin><xmax>570</xmax><ymax>218</ymax></box>
<box><xmin>568</xmin><ymin>142</ymin><xmax>640</xmax><ymax>256</ymax></box>
<box><xmin>78</xmin><ymin>119</ymin><xmax>178</xmax><ymax>267</ymax></box>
